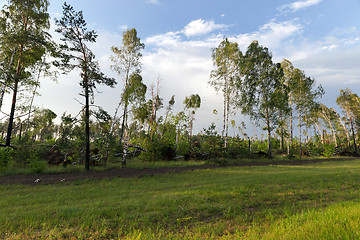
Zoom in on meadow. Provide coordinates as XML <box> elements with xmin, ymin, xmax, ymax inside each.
<box><xmin>1</xmin><ymin>159</ymin><xmax>360</xmax><ymax>239</ymax></box>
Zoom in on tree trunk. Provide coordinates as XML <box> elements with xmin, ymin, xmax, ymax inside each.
<box><xmin>225</xmin><ymin>90</ymin><xmax>230</xmax><ymax>149</ymax></box>
<box><xmin>268</xmin><ymin>127</ymin><xmax>272</xmax><ymax>158</ymax></box>
<box><xmin>299</xmin><ymin>109</ymin><xmax>302</xmax><ymax>158</ymax></box>
<box><xmin>122</xmin><ymin>124</ymin><xmax>128</xmax><ymax>166</ymax></box>
<box><xmin>222</xmin><ymin>90</ymin><xmax>226</xmax><ymax>138</ymax></box>
<box><xmin>348</xmin><ymin>107</ymin><xmax>358</xmax><ymax>152</ymax></box>
<box><xmin>314</xmin><ymin>122</ymin><xmax>324</xmax><ymax>144</ymax></box>
<box><xmin>84</xmin><ymin>80</ymin><xmax>90</xmax><ymax>171</ymax></box>
<box><xmin>5</xmin><ymin>79</ymin><xmax>19</xmax><ymax>147</ymax></box>
<box><xmin>0</xmin><ymin>50</ymin><xmax>16</xmax><ymax>111</ymax></box>
<box><xmin>289</xmin><ymin>109</ymin><xmax>293</xmax><ymax>155</ymax></box>
<box><xmin>339</xmin><ymin>114</ymin><xmax>351</xmax><ymax>149</ymax></box>
<box><xmin>266</xmin><ymin>109</ymin><xmax>272</xmax><ymax>158</ymax></box>
<box><xmin>120</xmin><ymin>105</ymin><xmax>128</xmax><ymax>166</ymax></box>
<box><xmin>119</xmin><ymin>104</ymin><xmax>128</xmax><ymax>145</ymax></box>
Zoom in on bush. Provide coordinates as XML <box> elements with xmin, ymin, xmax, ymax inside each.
<box><xmin>322</xmin><ymin>144</ymin><xmax>336</xmax><ymax>158</ymax></box>
<box><xmin>0</xmin><ymin>147</ymin><xmax>14</xmax><ymax>172</ymax></box>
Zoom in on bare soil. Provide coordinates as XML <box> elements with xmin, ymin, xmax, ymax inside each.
<box><xmin>0</xmin><ymin>158</ymin><xmax>358</xmax><ymax>186</ymax></box>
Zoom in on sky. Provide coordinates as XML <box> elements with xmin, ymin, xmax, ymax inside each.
<box><xmin>1</xmin><ymin>0</ymin><xmax>360</xmax><ymax>136</ymax></box>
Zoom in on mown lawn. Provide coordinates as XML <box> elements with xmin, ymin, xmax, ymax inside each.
<box><xmin>1</xmin><ymin>159</ymin><xmax>360</xmax><ymax>239</ymax></box>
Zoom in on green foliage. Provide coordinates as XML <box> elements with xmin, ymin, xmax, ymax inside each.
<box><xmin>0</xmin><ymin>0</ymin><xmax>54</xmax><ymax>146</ymax></box>
<box><xmin>13</xmin><ymin>136</ymin><xmax>39</xmax><ymax>165</ymax></box>
<box><xmin>139</xmin><ymin>133</ymin><xmax>177</xmax><ymax>162</ymax></box>
<box><xmin>0</xmin><ymin>147</ymin><xmax>14</xmax><ymax>172</ymax></box>
<box><xmin>322</xmin><ymin>144</ymin><xmax>336</xmax><ymax>158</ymax></box>
<box><xmin>210</xmin><ymin>38</ymin><xmax>242</xmax><ymax>139</ymax></box>
<box><xmin>55</xmin><ymin>3</ymin><xmax>116</xmax><ymax>170</ymax></box>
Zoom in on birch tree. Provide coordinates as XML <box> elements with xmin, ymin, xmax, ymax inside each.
<box><xmin>237</xmin><ymin>41</ymin><xmax>288</xmax><ymax>158</ymax></box>
<box><xmin>209</xmin><ymin>38</ymin><xmax>242</xmax><ymax>149</ymax></box>
<box><xmin>336</xmin><ymin>88</ymin><xmax>358</xmax><ymax>153</ymax></box>
<box><xmin>110</xmin><ymin>28</ymin><xmax>144</xmax><ymax>145</ymax></box>
<box><xmin>291</xmin><ymin>68</ymin><xmax>323</xmax><ymax>157</ymax></box>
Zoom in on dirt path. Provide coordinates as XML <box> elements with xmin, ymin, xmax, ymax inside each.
<box><xmin>0</xmin><ymin>158</ymin><xmax>358</xmax><ymax>186</ymax></box>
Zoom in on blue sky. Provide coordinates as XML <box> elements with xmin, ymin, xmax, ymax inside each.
<box><xmin>1</xmin><ymin>0</ymin><xmax>360</xmax><ymax>136</ymax></box>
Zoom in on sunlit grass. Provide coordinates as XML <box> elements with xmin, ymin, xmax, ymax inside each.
<box><xmin>1</xmin><ymin>159</ymin><xmax>360</xmax><ymax>239</ymax></box>
<box><xmin>245</xmin><ymin>202</ymin><xmax>360</xmax><ymax>239</ymax></box>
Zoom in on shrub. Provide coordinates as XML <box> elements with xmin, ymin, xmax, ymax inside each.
<box><xmin>0</xmin><ymin>147</ymin><xmax>14</xmax><ymax>172</ymax></box>
<box><xmin>322</xmin><ymin>144</ymin><xmax>336</xmax><ymax>158</ymax></box>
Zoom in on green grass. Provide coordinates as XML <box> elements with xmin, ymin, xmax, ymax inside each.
<box><xmin>1</xmin><ymin>159</ymin><xmax>360</xmax><ymax>239</ymax></box>
<box><xmin>1</xmin><ymin>154</ymin><xmax>349</xmax><ymax>177</ymax></box>
<box><xmin>0</xmin><ymin>159</ymin><xmax>207</xmax><ymax>176</ymax></box>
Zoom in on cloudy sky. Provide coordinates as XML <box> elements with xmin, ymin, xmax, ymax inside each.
<box><xmin>1</xmin><ymin>0</ymin><xmax>360</xmax><ymax>135</ymax></box>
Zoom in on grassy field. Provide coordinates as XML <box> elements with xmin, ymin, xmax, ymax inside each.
<box><xmin>1</xmin><ymin>159</ymin><xmax>360</xmax><ymax>239</ymax></box>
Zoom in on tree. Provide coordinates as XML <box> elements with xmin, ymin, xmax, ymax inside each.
<box><xmin>110</xmin><ymin>28</ymin><xmax>145</xmax><ymax>147</ymax></box>
<box><xmin>319</xmin><ymin>104</ymin><xmax>338</xmax><ymax>146</ymax></box>
<box><xmin>0</xmin><ymin>0</ymin><xmax>54</xmax><ymax>147</ymax></box>
<box><xmin>119</xmin><ymin>72</ymin><xmax>146</xmax><ymax>165</ymax></box>
<box><xmin>55</xmin><ymin>3</ymin><xmax>116</xmax><ymax>170</ymax></box>
<box><xmin>30</xmin><ymin>108</ymin><xmax>57</xmax><ymax>141</ymax></box>
<box><xmin>183</xmin><ymin>93</ymin><xmax>201</xmax><ymax>140</ymax></box>
<box><xmin>164</xmin><ymin>95</ymin><xmax>175</xmax><ymax>122</ymax></box>
<box><xmin>336</xmin><ymin>88</ymin><xmax>358</xmax><ymax>153</ymax></box>
<box><xmin>280</xmin><ymin>59</ymin><xmax>295</xmax><ymax>153</ymax></box>
<box><xmin>210</xmin><ymin>38</ymin><xmax>242</xmax><ymax>149</ymax></box>
<box><xmin>148</xmin><ymin>80</ymin><xmax>163</xmax><ymax>140</ymax></box>
<box><xmin>291</xmin><ymin>68</ymin><xmax>324</xmax><ymax>157</ymax></box>
<box><xmin>237</xmin><ymin>41</ymin><xmax>288</xmax><ymax>158</ymax></box>
<box><xmin>281</xmin><ymin>59</ymin><xmax>323</xmax><ymax>157</ymax></box>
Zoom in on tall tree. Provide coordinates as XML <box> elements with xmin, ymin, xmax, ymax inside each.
<box><xmin>336</xmin><ymin>88</ymin><xmax>358</xmax><ymax>153</ymax></box>
<box><xmin>291</xmin><ymin>68</ymin><xmax>323</xmax><ymax>157</ymax></box>
<box><xmin>237</xmin><ymin>41</ymin><xmax>288</xmax><ymax>158</ymax></box>
<box><xmin>319</xmin><ymin>104</ymin><xmax>338</xmax><ymax>146</ymax></box>
<box><xmin>119</xmin><ymin>72</ymin><xmax>147</xmax><ymax>165</ymax></box>
<box><xmin>110</xmin><ymin>28</ymin><xmax>145</xmax><ymax>149</ymax></box>
<box><xmin>0</xmin><ymin>0</ymin><xmax>53</xmax><ymax>147</ymax></box>
<box><xmin>281</xmin><ymin>59</ymin><xmax>323</xmax><ymax>157</ymax></box>
<box><xmin>280</xmin><ymin>59</ymin><xmax>295</xmax><ymax>154</ymax></box>
<box><xmin>55</xmin><ymin>3</ymin><xmax>116</xmax><ymax>170</ymax></box>
<box><xmin>209</xmin><ymin>38</ymin><xmax>242</xmax><ymax>148</ymax></box>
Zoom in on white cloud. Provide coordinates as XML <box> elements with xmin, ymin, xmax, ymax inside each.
<box><xmin>183</xmin><ymin>19</ymin><xmax>228</xmax><ymax>38</ymax></box>
<box><xmin>279</xmin><ymin>0</ymin><xmax>322</xmax><ymax>12</ymax></box>
<box><xmin>146</xmin><ymin>31</ymin><xmax>182</xmax><ymax>47</ymax></box>
<box><xmin>232</xmin><ymin>19</ymin><xmax>303</xmax><ymax>54</ymax></box>
<box><xmin>142</xmin><ymin>18</ymin><xmax>307</xmax><ymax>133</ymax></box>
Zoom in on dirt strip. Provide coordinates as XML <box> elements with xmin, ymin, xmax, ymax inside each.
<box><xmin>0</xmin><ymin>157</ymin><xmax>358</xmax><ymax>186</ymax></box>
